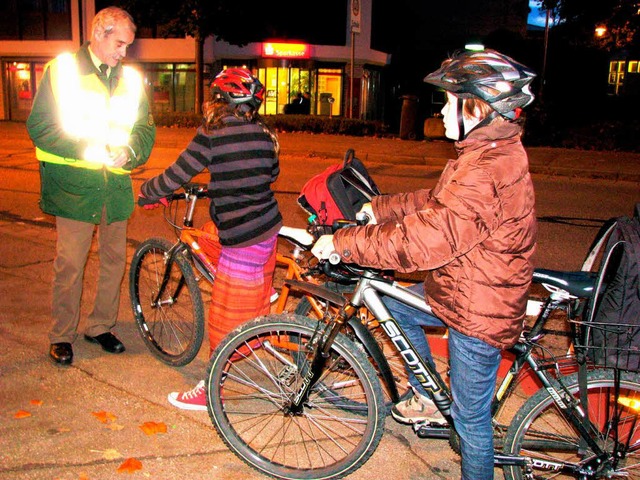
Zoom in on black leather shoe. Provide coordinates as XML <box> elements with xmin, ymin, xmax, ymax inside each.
<box><xmin>84</xmin><ymin>332</ymin><xmax>125</xmax><ymax>354</ymax></box>
<box><xmin>50</xmin><ymin>342</ymin><xmax>73</xmax><ymax>365</ymax></box>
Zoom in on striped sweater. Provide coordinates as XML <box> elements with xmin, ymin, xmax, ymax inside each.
<box><xmin>141</xmin><ymin>117</ymin><xmax>282</xmax><ymax>246</ymax></box>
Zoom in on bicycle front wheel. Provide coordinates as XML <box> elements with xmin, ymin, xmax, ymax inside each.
<box><xmin>129</xmin><ymin>237</ymin><xmax>205</xmax><ymax>366</ymax></box>
<box><xmin>206</xmin><ymin>313</ymin><xmax>386</xmax><ymax>480</ymax></box>
<box><xmin>503</xmin><ymin>369</ymin><xmax>640</xmax><ymax>479</ymax></box>
<box><xmin>294</xmin><ymin>283</ymin><xmax>411</xmax><ymax>409</ymax></box>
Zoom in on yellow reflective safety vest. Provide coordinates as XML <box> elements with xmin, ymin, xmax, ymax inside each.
<box><xmin>35</xmin><ymin>53</ymin><xmax>142</xmax><ymax>175</ymax></box>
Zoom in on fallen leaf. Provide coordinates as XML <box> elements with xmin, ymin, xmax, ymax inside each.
<box><xmin>117</xmin><ymin>457</ymin><xmax>143</xmax><ymax>474</ymax></box>
<box><xmin>139</xmin><ymin>421</ymin><xmax>167</xmax><ymax>435</ymax></box>
<box><xmin>91</xmin><ymin>411</ymin><xmax>117</xmax><ymax>424</ymax></box>
<box><xmin>30</xmin><ymin>399</ymin><xmax>43</xmax><ymax>406</ymax></box>
<box><xmin>14</xmin><ymin>410</ymin><xmax>31</xmax><ymax>419</ymax></box>
<box><xmin>106</xmin><ymin>423</ymin><xmax>125</xmax><ymax>431</ymax></box>
<box><xmin>90</xmin><ymin>448</ymin><xmax>122</xmax><ymax>460</ymax></box>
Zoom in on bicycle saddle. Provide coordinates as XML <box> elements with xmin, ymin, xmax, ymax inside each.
<box><xmin>532</xmin><ymin>268</ymin><xmax>596</xmax><ymax>298</ymax></box>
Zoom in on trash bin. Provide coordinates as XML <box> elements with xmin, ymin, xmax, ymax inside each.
<box><xmin>319</xmin><ymin>93</ymin><xmax>333</xmax><ymax>116</ymax></box>
<box><xmin>399</xmin><ymin>95</ymin><xmax>419</xmax><ymax>140</ymax></box>
<box><xmin>424</xmin><ymin>115</ymin><xmax>445</xmax><ymax>140</ymax></box>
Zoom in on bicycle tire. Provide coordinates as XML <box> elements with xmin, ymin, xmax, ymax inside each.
<box><xmin>503</xmin><ymin>368</ymin><xmax>640</xmax><ymax>479</ymax></box>
<box><xmin>206</xmin><ymin>313</ymin><xmax>386</xmax><ymax>480</ymax></box>
<box><xmin>294</xmin><ymin>284</ymin><xmax>411</xmax><ymax>410</ymax></box>
<box><xmin>129</xmin><ymin>237</ymin><xmax>205</xmax><ymax>366</ymax></box>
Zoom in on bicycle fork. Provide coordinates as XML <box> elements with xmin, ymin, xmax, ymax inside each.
<box><xmin>287</xmin><ymin>303</ymin><xmax>358</xmax><ymax>414</ymax></box>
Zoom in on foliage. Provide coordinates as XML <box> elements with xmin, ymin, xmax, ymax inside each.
<box><xmin>535</xmin><ymin>0</ymin><xmax>639</xmax><ymax>52</ymax></box>
<box><xmin>12</xmin><ymin>398</ymin><xmax>164</xmax><ymax>475</ymax></box>
<box><xmin>117</xmin><ymin>0</ymin><xmax>241</xmax><ymax>114</ymax></box>
<box><xmin>118</xmin><ymin>0</ymin><xmax>222</xmax><ymax>40</ymax></box>
<box><xmin>151</xmin><ymin>110</ymin><xmax>639</xmax><ymax>152</ymax></box>
<box><xmin>153</xmin><ymin>112</ymin><xmax>390</xmax><ymax>137</ymax></box>
<box><xmin>523</xmin><ymin>96</ymin><xmax>640</xmax><ymax>152</ymax></box>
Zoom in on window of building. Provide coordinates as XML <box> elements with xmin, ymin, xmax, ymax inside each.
<box><xmin>317</xmin><ymin>68</ymin><xmax>342</xmax><ymax>116</ymax></box>
<box><xmin>0</xmin><ymin>0</ymin><xmax>71</xmax><ymax>40</ymax></box>
<box><xmin>609</xmin><ymin>61</ymin><xmax>626</xmax><ymax>95</ymax></box>
<box><xmin>255</xmin><ymin>65</ymin><xmax>313</xmax><ymax>115</ymax></box>
<box><xmin>4</xmin><ymin>61</ymin><xmax>45</xmax><ymax>121</ymax></box>
<box><xmin>143</xmin><ymin>63</ymin><xmax>196</xmax><ymax>113</ymax></box>
<box><xmin>629</xmin><ymin>61</ymin><xmax>639</xmax><ymax>73</ymax></box>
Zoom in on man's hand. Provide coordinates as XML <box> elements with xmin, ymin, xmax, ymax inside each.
<box><xmin>107</xmin><ymin>146</ymin><xmax>130</xmax><ymax>168</ymax></box>
<box><xmin>311</xmin><ymin>234</ymin><xmax>336</xmax><ymax>260</ymax></box>
<box><xmin>138</xmin><ymin>193</ymin><xmax>169</xmax><ymax>210</ymax></box>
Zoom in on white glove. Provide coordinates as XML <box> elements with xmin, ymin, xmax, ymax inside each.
<box><xmin>311</xmin><ymin>234</ymin><xmax>336</xmax><ymax>260</ymax></box>
<box><xmin>357</xmin><ymin>202</ymin><xmax>377</xmax><ymax>224</ymax></box>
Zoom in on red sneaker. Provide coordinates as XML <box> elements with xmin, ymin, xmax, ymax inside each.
<box><xmin>270</xmin><ymin>287</ymin><xmax>279</xmax><ymax>303</ymax></box>
<box><xmin>167</xmin><ymin>380</ymin><xmax>207</xmax><ymax>411</ymax></box>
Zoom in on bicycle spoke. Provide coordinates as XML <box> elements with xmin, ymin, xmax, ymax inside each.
<box><xmin>207</xmin><ymin>315</ymin><xmax>385</xmax><ymax>479</ymax></box>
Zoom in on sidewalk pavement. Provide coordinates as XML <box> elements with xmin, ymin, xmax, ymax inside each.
<box><xmin>0</xmin><ymin>121</ymin><xmax>638</xmax><ymax>480</ymax></box>
<box><xmin>153</xmin><ymin>126</ymin><xmax>640</xmax><ymax>183</ymax></box>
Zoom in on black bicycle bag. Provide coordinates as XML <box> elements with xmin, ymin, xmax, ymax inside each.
<box><xmin>585</xmin><ymin>203</ymin><xmax>640</xmax><ymax>371</ymax></box>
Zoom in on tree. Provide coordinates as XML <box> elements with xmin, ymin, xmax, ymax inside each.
<box><xmin>120</xmin><ymin>0</ymin><xmax>248</xmax><ymax>114</ymax></box>
<box><xmin>536</xmin><ymin>0</ymin><xmax>639</xmax><ymax>51</ymax></box>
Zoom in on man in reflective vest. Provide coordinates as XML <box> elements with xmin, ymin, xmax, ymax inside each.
<box><xmin>26</xmin><ymin>6</ymin><xmax>156</xmax><ymax>365</ymax></box>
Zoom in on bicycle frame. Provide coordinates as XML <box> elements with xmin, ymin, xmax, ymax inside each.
<box><xmin>151</xmin><ymin>183</ymin><xmax>341</xmax><ymax>321</ymax></box>
<box><xmin>286</xmin><ymin>263</ymin><xmax>626</xmax><ymax>474</ymax></box>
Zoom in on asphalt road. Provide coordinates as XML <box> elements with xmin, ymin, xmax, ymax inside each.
<box><xmin>1</xmin><ymin>121</ymin><xmax>639</xmax><ymax>479</ymax></box>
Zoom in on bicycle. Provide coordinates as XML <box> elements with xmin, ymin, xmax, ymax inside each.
<box><xmin>204</xmin><ymin>229</ymin><xmax>640</xmax><ymax>480</ymax></box>
<box><xmin>129</xmin><ymin>182</ymin><xmax>330</xmax><ymax>366</ymax></box>
<box><xmin>128</xmin><ymin>182</ymin><xmax>411</xmax><ymax>406</ymax></box>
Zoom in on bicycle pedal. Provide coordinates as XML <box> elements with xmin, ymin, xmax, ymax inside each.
<box><xmin>413</xmin><ymin>421</ymin><xmax>450</xmax><ymax>439</ymax></box>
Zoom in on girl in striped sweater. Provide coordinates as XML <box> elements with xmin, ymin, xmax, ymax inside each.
<box><xmin>139</xmin><ymin>68</ymin><xmax>282</xmax><ymax>410</ymax></box>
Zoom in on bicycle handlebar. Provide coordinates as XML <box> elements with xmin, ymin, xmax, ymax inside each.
<box><xmin>138</xmin><ymin>183</ymin><xmax>209</xmax><ymax>207</ymax></box>
<box><xmin>169</xmin><ymin>183</ymin><xmax>209</xmax><ymax>201</ymax></box>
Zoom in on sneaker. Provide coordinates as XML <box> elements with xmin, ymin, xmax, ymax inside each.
<box><xmin>167</xmin><ymin>380</ymin><xmax>207</xmax><ymax>411</ymax></box>
<box><xmin>270</xmin><ymin>288</ymin><xmax>279</xmax><ymax>304</ymax></box>
<box><xmin>391</xmin><ymin>390</ymin><xmax>446</xmax><ymax>425</ymax></box>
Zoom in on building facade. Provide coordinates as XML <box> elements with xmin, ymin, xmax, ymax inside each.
<box><xmin>0</xmin><ymin>0</ymin><xmax>390</xmax><ymax>122</ymax></box>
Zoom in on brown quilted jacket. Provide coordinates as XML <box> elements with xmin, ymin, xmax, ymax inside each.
<box><xmin>333</xmin><ymin>119</ymin><xmax>537</xmax><ymax>348</ymax></box>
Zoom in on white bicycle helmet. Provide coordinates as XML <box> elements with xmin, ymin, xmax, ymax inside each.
<box><xmin>424</xmin><ymin>49</ymin><xmax>536</xmax><ymax>118</ymax></box>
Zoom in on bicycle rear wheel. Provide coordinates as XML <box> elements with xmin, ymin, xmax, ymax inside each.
<box><xmin>503</xmin><ymin>369</ymin><xmax>640</xmax><ymax>479</ymax></box>
<box><xmin>129</xmin><ymin>237</ymin><xmax>205</xmax><ymax>366</ymax></box>
<box><xmin>206</xmin><ymin>313</ymin><xmax>385</xmax><ymax>480</ymax></box>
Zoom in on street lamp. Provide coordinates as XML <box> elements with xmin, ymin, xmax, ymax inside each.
<box><xmin>595</xmin><ymin>25</ymin><xmax>607</xmax><ymax>37</ymax></box>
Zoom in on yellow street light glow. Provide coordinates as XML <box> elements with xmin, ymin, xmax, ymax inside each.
<box><xmin>595</xmin><ymin>26</ymin><xmax>607</xmax><ymax>37</ymax></box>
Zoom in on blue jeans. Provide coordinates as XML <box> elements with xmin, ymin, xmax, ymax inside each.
<box><xmin>383</xmin><ymin>283</ymin><xmax>501</xmax><ymax>480</ymax></box>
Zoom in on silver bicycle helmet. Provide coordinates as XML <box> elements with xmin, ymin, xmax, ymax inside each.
<box><xmin>424</xmin><ymin>49</ymin><xmax>536</xmax><ymax>117</ymax></box>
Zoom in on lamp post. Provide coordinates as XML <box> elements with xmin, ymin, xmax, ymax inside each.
<box><xmin>349</xmin><ymin>0</ymin><xmax>361</xmax><ymax>119</ymax></box>
<box><xmin>541</xmin><ymin>7</ymin><xmax>551</xmax><ymax>101</ymax></box>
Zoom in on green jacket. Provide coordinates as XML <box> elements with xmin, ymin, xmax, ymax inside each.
<box><xmin>26</xmin><ymin>43</ymin><xmax>156</xmax><ymax>224</ymax></box>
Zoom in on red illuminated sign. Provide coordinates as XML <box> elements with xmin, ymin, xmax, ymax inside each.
<box><xmin>262</xmin><ymin>42</ymin><xmax>310</xmax><ymax>59</ymax></box>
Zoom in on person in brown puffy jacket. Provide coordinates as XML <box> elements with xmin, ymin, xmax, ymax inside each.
<box><xmin>312</xmin><ymin>49</ymin><xmax>537</xmax><ymax>480</ymax></box>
